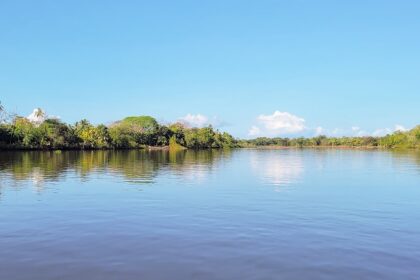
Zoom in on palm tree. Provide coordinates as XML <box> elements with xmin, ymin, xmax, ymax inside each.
<box><xmin>34</xmin><ymin>108</ymin><xmax>45</xmax><ymax>119</ymax></box>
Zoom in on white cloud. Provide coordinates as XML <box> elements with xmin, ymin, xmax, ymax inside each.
<box><xmin>177</xmin><ymin>114</ymin><xmax>210</xmax><ymax>128</ymax></box>
<box><xmin>315</xmin><ymin>126</ymin><xmax>325</xmax><ymax>136</ymax></box>
<box><xmin>27</xmin><ymin>108</ymin><xmax>47</xmax><ymax>125</ymax></box>
<box><xmin>372</xmin><ymin>128</ymin><xmax>393</xmax><ymax>137</ymax></box>
<box><xmin>372</xmin><ymin>125</ymin><xmax>408</xmax><ymax>136</ymax></box>
<box><xmin>313</xmin><ymin>125</ymin><xmax>410</xmax><ymax>137</ymax></box>
<box><xmin>248</xmin><ymin>126</ymin><xmax>261</xmax><ymax>136</ymax></box>
<box><xmin>178</xmin><ymin>114</ymin><xmax>209</xmax><ymax>128</ymax></box>
<box><xmin>249</xmin><ymin>111</ymin><xmax>306</xmax><ymax>136</ymax></box>
<box><xmin>352</xmin><ymin>127</ymin><xmax>369</xmax><ymax>137</ymax></box>
<box><xmin>247</xmin><ymin>110</ymin><xmax>411</xmax><ymax>139</ymax></box>
<box><xmin>259</xmin><ymin>111</ymin><xmax>306</xmax><ymax>133</ymax></box>
<box><xmin>178</xmin><ymin>114</ymin><xmax>227</xmax><ymax>128</ymax></box>
<box><xmin>356</xmin><ymin>130</ymin><xmax>369</xmax><ymax>137</ymax></box>
<box><xmin>314</xmin><ymin>126</ymin><xmax>367</xmax><ymax>137</ymax></box>
<box><xmin>313</xmin><ymin>127</ymin><xmax>345</xmax><ymax>137</ymax></box>
<box><xmin>395</xmin><ymin>125</ymin><xmax>408</xmax><ymax>132</ymax></box>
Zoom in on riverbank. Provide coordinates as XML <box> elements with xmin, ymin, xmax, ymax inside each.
<box><xmin>242</xmin><ymin>145</ymin><xmax>381</xmax><ymax>150</ymax></box>
<box><xmin>0</xmin><ymin>144</ymin><xmax>183</xmax><ymax>152</ymax></box>
<box><xmin>1</xmin><ymin>110</ymin><xmax>419</xmax><ymax>151</ymax></box>
<box><xmin>1</xmin><ymin>145</ymin><xmax>418</xmax><ymax>152</ymax></box>
<box><xmin>0</xmin><ymin>115</ymin><xmax>238</xmax><ymax>150</ymax></box>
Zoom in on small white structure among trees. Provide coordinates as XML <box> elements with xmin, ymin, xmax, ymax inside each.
<box><xmin>27</xmin><ymin>108</ymin><xmax>47</xmax><ymax>126</ymax></box>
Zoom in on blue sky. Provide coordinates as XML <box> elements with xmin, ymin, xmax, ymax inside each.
<box><xmin>1</xmin><ymin>0</ymin><xmax>419</xmax><ymax>138</ymax></box>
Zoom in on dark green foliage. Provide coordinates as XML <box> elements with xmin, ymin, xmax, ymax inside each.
<box><xmin>184</xmin><ymin>127</ymin><xmax>215</xmax><ymax>149</ymax></box>
<box><xmin>0</xmin><ymin>110</ymin><xmax>237</xmax><ymax>150</ymax></box>
<box><xmin>214</xmin><ymin>132</ymin><xmax>237</xmax><ymax>148</ymax></box>
<box><xmin>168</xmin><ymin>123</ymin><xmax>186</xmax><ymax>146</ymax></box>
<box><xmin>38</xmin><ymin>119</ymin><xmax>72</xmax><ymax>148</ymax></box>
<box><xmin>109</xmin><ymin>125</ymin><xmax>134</xmax><ymax>148</ymax></box>
<box><xmin>111</xmin><ymin>116</ymin><xmax>160</xmax><ymax>146</ymax></box>
<box><xmin>155</xmin><ymin>125</ymin><xmax>172</xmax><ymax>146</ymax></box>
<box><xmin>0</xmin><ymin>103</ymin><xmax>418</xmax><ymax>150</ymax></box>
<box><xmin>0</xmin><ymin>124</ymin><xmax>13</xmax><ymax>145</ymax></box>
<box><xmin>182</xmin><ymin>126</ymin><xmax>238</xmax><ymax>149</ymax></box>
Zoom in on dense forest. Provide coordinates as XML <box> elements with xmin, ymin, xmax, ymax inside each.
<box><xmin>0</xmin><ymin>104</ymin><xmax>238</xmax><ymax>150</ymax></box>
<box><xmin>1</xmin><ymin>103</ymin><xmax>419</xmax><ymax>150</ymax></box>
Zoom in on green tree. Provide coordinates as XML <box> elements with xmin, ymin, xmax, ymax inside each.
<box><xmin>169</xmin><ymin>122</ymin><xmax>186</xmax><ymax>146</ymax></box>
<box><xmin>114</xmin><ymin>116</ymin><xmax>159</xmax><ymax>146</ymax></box>
<box><xmin>120</xmin><ymin>116</ymin><xmax>158</xmax><ymax>132</ymax></box>
<box><xmin>75</xmin><ymin>120</ymin><xmax>100</xmax><ymax>148</ymax></box>
<box><xmin>0</xmin><ymin>124</ymin><xmax>13</xmax><ymax>146</ymax></box>
<box><xmin>11</xmin><ymin>117</ymin><xmax>40</xmax><ymax>147</ymax></box>
<box><xmin>95</xmin><ymin>125</ymin><xmax>112</xmax><ymax>148</ymax></box>
<box><xmin>37</xmin><ymin>119</ymin><xmax>71</xmax><ymax>148</ymax></box>
<box><xmin>109</xmin><ymin>125</ymin><xmax>134</xmax><ymax>148</ymax></box>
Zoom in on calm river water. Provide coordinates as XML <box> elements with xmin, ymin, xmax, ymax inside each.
<box><xmin>0</xmin><ymin>149</ymin><xmax>419</xmax><ymax>280</ymax></box>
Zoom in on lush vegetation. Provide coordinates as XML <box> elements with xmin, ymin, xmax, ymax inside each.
<box><xmin>240</xmin><ymin>126</ymin><xmax>420</xmax><ymax>149</ymax></box>
<box><xmin>1</xmin><ymin>102</ymin><xmax>420</xmax><ymax>150</ymax></box>
<box><xmin>0</xmin><ymin>104</ymin><xmax>238</xmax><ymax>150</ymax></box>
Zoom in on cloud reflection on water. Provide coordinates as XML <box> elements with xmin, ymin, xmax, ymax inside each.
<box><xmin>1</xmin><ymin>149</ymin><xmax>420</xmax><ymax>195</ymax></box>
<box><xmin>250</xmin><ymin>150</ymin><xmax>304</xmax><ymax>188</ymax></box>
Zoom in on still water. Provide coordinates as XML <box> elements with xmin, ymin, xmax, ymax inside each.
<box><xmin>0</xmin><ymin>149</ymin><xmax>419</xmax><ymax>280</ymax></box>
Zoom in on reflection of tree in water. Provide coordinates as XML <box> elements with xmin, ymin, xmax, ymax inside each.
<box><xmin>0</xmin><ymin>149</ymin><xmax>231</xmax><ymax>192</ymax></box>
<box><xmin>1</xmin><ymin>149</ymin><xmax>420</xmax><ymax>197</ymax></box>
<box><xmin>168</xmin><ymin>149</ymin><xmax>233</xmax><ymax>183</ymax></box>
<box><xmin>0</xmin><ymin>151</ymin><xmax>71</xmax><ymax>190</ymax></box>
<box><xmin>105</xmin><ymin>150</ymin><xmax>170</xmax><ymax>184</ymax></box>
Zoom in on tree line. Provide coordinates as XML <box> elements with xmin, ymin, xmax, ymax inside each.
<box><xmin>0</xmin><ymin>104</ymin><xmax>238</xmax><ymax>150</ymax></box>
<box><xmin>240</xmin><ymin>127</ymin><xmax>420</xmax><ymax>149</ymax></box>
<box><xmin>1</xmin><ymin>103</ymin><xmax>419</xmax><ymax>150</ymax></box>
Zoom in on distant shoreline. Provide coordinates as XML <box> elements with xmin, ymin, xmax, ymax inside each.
<box><xmin>0</xmin><ymin>145</ymin><xmax>417</xmax><ymax>152</ymax></box>
<box><xmin>241</xmin><ymin>145</ymin><xmax>382</xmax><ymax>150</ymax></box>
<box><xmin>0</xmin><ymin>107</ymin><xmax>419</xmax><ymax>150</ymax></box>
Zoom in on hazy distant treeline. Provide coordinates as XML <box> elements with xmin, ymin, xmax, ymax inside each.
<box><xmin>240</xmin><ymin>127</ymin><xmax>420</xmax><ymax>149</ymax></box>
